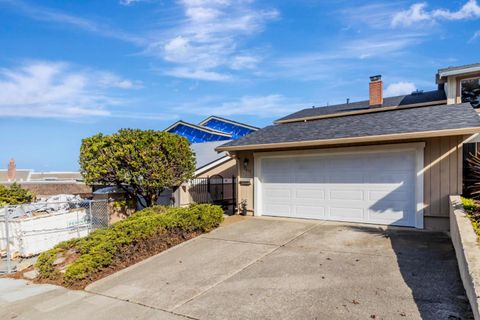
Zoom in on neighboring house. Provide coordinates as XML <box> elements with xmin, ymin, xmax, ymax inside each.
<box><xmin>217</xmin><ymin>63</ymin><xmax>480</xmax><ymax>231</ymax></box>
<box><xmin>0</xmin><ymin>159</ymin><xmax>91</xmax><ymax>197</ymax></box>
<box><xmin>165</xmin><ymin>116</ymin><xmax>258</xmax><ymax>208</ymax></box>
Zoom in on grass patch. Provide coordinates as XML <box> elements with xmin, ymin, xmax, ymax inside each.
<box><xmin>35</xmin><ymin>204</ymin><xmax>223</xmax><ymax>288</ymax></box>
<box><xmin>461</xmin><ymin>197</ymin><xmax>480</xmax><ymax>238</ymax></box>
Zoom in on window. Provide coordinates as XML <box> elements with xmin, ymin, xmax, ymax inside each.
<box><xmin>461</xmin><ymin>77</ymin><xmax>480</xmax><ymax>108</ymax></box>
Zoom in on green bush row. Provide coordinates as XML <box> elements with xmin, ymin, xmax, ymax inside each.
<box><xmin>36</xmin><ymin>204</ymin><xmax>224</xmax><ymax>285</ymax></box>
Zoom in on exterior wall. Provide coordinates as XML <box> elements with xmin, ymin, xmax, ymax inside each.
<box><xmin>445</xmin><ymin>71</ymin><xmax>480</xmax><ymax>105</ymax></box>
<box><xmin>233</xmin><ymin>135</ymin><xmax>471</xmax><ymax>230</ymax></box>
<box><xmin>423</xmin><ymin>136</ymin><xmax>465</xmax><ymax>230</ymax></box>
<box><xmin>1</xmin><ymin>182</ymin><xmax>92</xmax><ymax>198</ymax></box>
<box><xmin>236</xmin><ymin>151</ymin><xmax>255</xmax><ymax>214</ymax></box>
<box><xmin>196</xmin><ymin>158</ymin><xmax>236</xmax><ymax>178</ymax></box>
<box><xmin>176</xmin><ymin>158</ymin><xmax>237</xmax><ymax>207</ymax></box>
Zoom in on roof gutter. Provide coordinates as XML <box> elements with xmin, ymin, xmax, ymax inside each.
<box><xmin>216</xmin><ymin>127</ymin><xmax>480</xmax><ymax>152</ymax></box>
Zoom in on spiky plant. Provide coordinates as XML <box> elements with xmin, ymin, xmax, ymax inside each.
<box><xmin>466</xmin><ymin>153</ymin><xmax>480</xmax><ymax>198</ymax></box>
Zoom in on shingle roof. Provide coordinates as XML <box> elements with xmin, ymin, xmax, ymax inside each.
<box><xmin>275</xmin><ymin>90</ymin><xmax>446</xmax><ymax>123</ymax></box>
<box><xmin>218</xmin><ymin>103</ymin><xmax>480</xmax><ymax>150</ymax></box>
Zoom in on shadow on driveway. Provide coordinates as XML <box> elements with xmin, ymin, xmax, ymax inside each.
<box><xmin>348</xmin><ymin>225</ymin><xmax>473</xmax><ymax>320</ymax></box>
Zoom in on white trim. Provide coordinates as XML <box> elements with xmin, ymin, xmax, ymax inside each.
<box><xmin>198</xmin><ymin>116</ymin><xmax>259</xmax><ymax>131</ymax></box>
<box><xmin>165</xmin><ymin>120</ymin><xmax>232</xmax><ymax>138</ymax></box>
<box><xmin>253</xmin><ymin>142</ymin><xmax>425</xmax><ymax>229</ymax></box>
<box><xmin>440</xmin><ymin>66</ymin><xmax>480</xmax><ymax>78</ymax></box>
<box><xmin>194</xmin><ymin>156</ymin><xmax>232</xmax><ymax>177</ymax></box>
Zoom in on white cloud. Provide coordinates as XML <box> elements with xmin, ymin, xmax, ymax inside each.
<box><xmin>471</xmin><ymin>30</ymin><xmax>480</xmax><ymax>41</ymax></box>
<box><xmin>3</xmin><ymin>0</ymin><xmax>276</xmax><ymax>81</ymax></box>
<box><xmin>230</xmin><ymin>55</ymin><xmax>258</xmax><ymax>70</ymax></box>
<box><xmin>0</xmin><ymin>62</ymin><xmax>139</xmax><ymax>118</ymax></box>
<box><xmin>392</xmin><ymin>0</ymin><xmax>480</xmax><ymax>27</ymax></box>
<box><xmin>3</xmin><ymin>0</ymin><xmax>145</xmax><ymax>45</ymax></box>
<box><xmin>165</xmin><ymin>67</ymin><xmax>232</xmax><ymax>81</ymax></box>
<box><xmin>145</xmin><ymin>0</ymin><xmax>278</xmax><ymax>81</ymax></box>
<box><xmin>175</xmin><ymin>94</ymin><xmax>307</xmax><ymax>117</ymax></box>
<box><xmin>384</xmin><ymin>81</ymin><xmax>416</xmax><ymax>96</ymax></box>
<box><xmin>119</xmin><ymin>0</ymin><xmax>143</xmax><ymax>6</ymax></box>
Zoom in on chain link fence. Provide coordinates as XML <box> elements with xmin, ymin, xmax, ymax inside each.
<box><xmin>0</xmin><ymin>199</ymin><xmax>109</xmax><ymax>274</ymax></box>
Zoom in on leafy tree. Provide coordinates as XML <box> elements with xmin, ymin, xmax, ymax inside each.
<box><xmin>0</xmin><ymin>183</ymin><xmax>35</xmax><ymax>206</ymax></box>
<box><xmin>80</xmin><ymin>129</ymin><xmax>195</xmax><ymax>208</ymax></box>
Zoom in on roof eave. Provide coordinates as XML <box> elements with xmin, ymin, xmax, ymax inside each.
<box><xmin>438</xmin><ymin>66</ymin><xmax>480</xmax><ymax>78</ymax></box>
<box><xmin>216</xmin><ymin>127</ymin><xmax>480</xmax><ymax>152</ymax></box>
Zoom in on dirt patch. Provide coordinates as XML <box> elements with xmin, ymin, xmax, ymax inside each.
<box><xmin>33</xmin><ymin>229</ymin><xmax>201</xmax><ymax>289</ymax></box>
<box><xmin>5</xmin><ymin>265</ymin><xmax>34</xmax><ymax>280</ymax></box>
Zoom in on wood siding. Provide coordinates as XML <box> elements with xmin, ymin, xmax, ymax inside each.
<box><xmin>423</xmin><ymin>136</ymin><xmax>465</xmax><ymax>218</ymax></box>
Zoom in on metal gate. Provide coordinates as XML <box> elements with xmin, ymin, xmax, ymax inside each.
<box><xmin>188</xmin><ymin>175</ymin><xmax>236</xmax><ymax>213</ymax></box>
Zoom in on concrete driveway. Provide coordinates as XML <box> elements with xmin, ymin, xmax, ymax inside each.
<box><xmin>1</xmin><ymin>217</ymin><xmax>472</xmax><ymax>319</ymax></box>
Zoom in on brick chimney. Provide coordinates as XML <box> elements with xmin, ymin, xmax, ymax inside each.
<box><xmin>7</xmin><ymin>158</ymin><xmax>16</xmax><ymax>181</ymax></box>
<box><xmin>369</xmin><ymin>75</ymin><xmax>383</xmax><ymax>107</ymax></box>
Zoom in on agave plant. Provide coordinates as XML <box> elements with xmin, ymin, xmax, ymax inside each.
<box><xmin>466</xmin><ymin>153</ymin><xmax>480</xmax><ymax>198</ymax></box>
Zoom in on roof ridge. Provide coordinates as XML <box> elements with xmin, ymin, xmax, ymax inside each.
<box><xmin>198</xmin><ymin>115</ymin><xmax>259</xmax><ymax>131</ymax></box>
<box><xmin>165</xmin><ymin>120</ymin><xmax>232</xmax><ymax>137</ymax></box>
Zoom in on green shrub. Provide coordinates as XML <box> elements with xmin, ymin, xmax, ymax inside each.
<box><xmin>461</xmin><ymin>197</ymin><xmax>480</xmax><ymax>237</ymax></box>
<box><xmin>36</xmin><ymin>204</ymin><xmax>223</xmax><ymax>286</ymax></box>
<box><xmin>462</xmin><ymin>197</ymin><xmax>476</xmax><ymax>213</ymax></box>
<box><xmin>0</xmin><ymin>183</ymin><xmax>35</xmax><ymax>206</ymax></box>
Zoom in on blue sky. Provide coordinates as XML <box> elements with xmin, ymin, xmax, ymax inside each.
<box><xmin>0</xmin><ymin>0</ymin><xmax>479</xmax><ymax>171</ymax></box>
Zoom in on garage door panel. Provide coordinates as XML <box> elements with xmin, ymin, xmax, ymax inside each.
<box><xmin>261</xmin><ymin>174</ymin><xmax>293</xmax><ymax>184</ymax></box>
<box><xmin>294</xmin><ymin>206</ymin><xmax>325</xmax><ymax>218</ymax></box>
<box><xmin>368</xmin><ymin>153</ymin><xmax>413</xmax><ymax>169</ymax></box>
<box><xmin>294</xmin><ymin>188</ymin><xmax>325</xmax><ymax>200</ymax></box>
<box><xmin>329</xmin><ymin>207</ymin><xmax>364</xmax><ymax>220</ymax></box>
<box><xmin>366</xmin><ymin>172</ymin><xmax>413</xmax><ymax>185</ymax></box>
<box><xmin>294</xmin><ymin>173</ymin><xmax>328</xmax><ymax>183</ymax></box>
<box><xmin>330</xmin><ymin>190</ymin><xmax>364</xmax><ymax>201</ymax></box>
<box><xmin>264</xmin><ymin>204</ymin><xmax>291</xmax><ymax>217</ymax></box>
<box><xmin>368</xmin><ymin>209</ymin><xmax>410</xmax><ymax>224</ymax></box>
<box><xmin>259</xmin><ymin>148</ymin><xmax>418</xmax><ymax>227</ymax></box>
<box><xmin>328</xmin><ymin>155</ymin><xmax>365</xmax><ymax>169</ymax></box>
<box><xmin>368</xmin><ymin>190</ymin><xmax>409</xmax><ymax>201</ymax></box>
<box><xmin>263</xmin><ymin>187</ymin><xmax>291</xmax><ymax>200</ymax></box>
<box><xmin>329</xmin><ymin>172</ymin><xmax>365</xmax><ymax>184</ymax></box>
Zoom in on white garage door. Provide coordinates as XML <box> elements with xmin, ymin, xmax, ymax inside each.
<box><xmin>257</xmin><ymin>147</ymin><xmax>420</xmax><ymax>227</ymax></box>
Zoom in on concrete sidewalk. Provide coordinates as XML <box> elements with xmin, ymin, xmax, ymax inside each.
<box><xmin>0</xmin><ymin>217</ymin><xmax>473</xmax><ymax>319</ymax></box>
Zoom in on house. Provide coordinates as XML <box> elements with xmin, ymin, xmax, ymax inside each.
<box><xmin>217</xmin><ymin>63</ymin><xmax>480</xmax><ymax>230</ymax></box>
<box><xmin>165</xmin><ymin>116</ymin><xmax>258</xmax><ymax>208</ymax></box>
<box><xmin>0</xmin><ymin>159</ymin><xmax>91</xmax><ymax>197</ymax></box>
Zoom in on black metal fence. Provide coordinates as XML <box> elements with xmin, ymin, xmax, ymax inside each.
<box><xmin>189</xmin><ymin>175</ymin><xmax>236</xmax><ymax>213</ymax></box>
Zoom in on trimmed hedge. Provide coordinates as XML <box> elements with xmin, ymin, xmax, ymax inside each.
<box><xmin>36</xmin><ymin>204</ymin><xmax>223</xmax><ymax>286</ymax></box>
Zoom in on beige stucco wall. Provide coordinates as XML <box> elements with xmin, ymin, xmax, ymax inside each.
<box><xmin>232</xmin><ymin>135</ymin><xmax>472</xmax><ymax>230</ymax></box>
<box><xmin>176</xmin><ymin>157</ymin><xmax>237</xmax><ymax>207</ymax></box>
<box><xmin>196</xmin><ymin>158</ymin><xmax>236</xmax><ymax>178</ymax></box>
